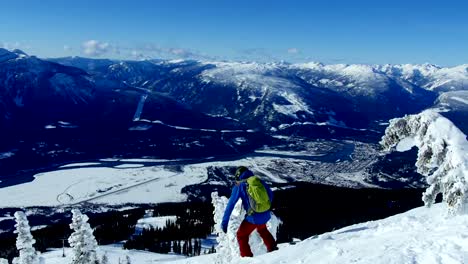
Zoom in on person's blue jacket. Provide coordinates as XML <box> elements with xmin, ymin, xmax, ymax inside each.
<box><xmin>221</xmin><ymin>170</ymin><xmax>273</xmax><ymax>231</ymax></box>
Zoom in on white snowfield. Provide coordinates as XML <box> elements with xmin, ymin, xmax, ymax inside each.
<box><xmin>0</xmin><ymin>165</ymin><xmax>206</xmax><ymax>207</ymax></box>
<box><xmin>0</xmin><ymin>158</ymin><xmax>273</xmax><ymax>207</ymax></box>
<box><xmin>41</xmin><ymin>245</ymin><xmax>186</xmax><ymax>264</ymax></box>
<box><xmin>136</xmin><ymin>215</ymin><xmax>177</xmax><ymax>230</ymax></box>
<box><xmin>0</xmin><ymin>154</ymin><xmax>374</xmax><ymax>207</ymax></box>
<box><xmin>170</xmin><ymin>204</ymin><xmax>468</xmax><ymax>264</ymax></box>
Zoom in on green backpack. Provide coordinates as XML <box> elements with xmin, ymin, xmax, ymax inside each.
<box><xmin>245</xmin><ymin>176</ymin><xmax>271</xmax><ymax>215</ymax></box>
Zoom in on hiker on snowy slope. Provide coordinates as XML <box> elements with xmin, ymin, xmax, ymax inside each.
<box><xmin>221</xmin><ymin>166</ymin><xmax>278</xmax><ymax>257</ymax></box>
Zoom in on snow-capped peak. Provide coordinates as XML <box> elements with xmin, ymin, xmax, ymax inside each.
<box><xmin>378</xmin><ymin>63</ymin><xmax>468</xmax><ymax>91</ymax></box>
<box><xmin>0</xmin><ymin>48</ymin><xmax>30</xmax><ymax>64</ymax></box>
<box><xmin>11</xmin><ymin>49</ymin><xmax>28</xmax><ymax>56</ymax></box>
<box><xmin>0</xmin><ymin>48</ymin><xmax>18</xmax><ymax>62</ymax></box>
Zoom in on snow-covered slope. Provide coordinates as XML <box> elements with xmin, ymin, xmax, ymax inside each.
<box><xmin>436</xmin><ymin>90</ymin><xmax>468</xmax><ymax>111</ymax></box>
<box><xmin>379</xmin><ymin>64</ymin><xmax>468</xmax><ymax>92</ymax></box>
<box><xmin>42</xmin><ymin>245</ymin><xmax>186</xmax><ymax>264</ymax></box>
<box><xmin>38</xmin><ymin>204</ymin><xmax>468</xmax><ymax>264</ymax></box>
<box><xmin>171</xmin><ymin>203</ymin><xmax>467</xmax><ymax>264</ymax></box>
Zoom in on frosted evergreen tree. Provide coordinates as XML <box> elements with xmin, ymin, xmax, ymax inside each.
<box><xmin>12</xmin><ymin>211</ymin><xmax>40</xmax><ymax>264</ymax></box>
<box><xmin>211</xmin><ymin>191</ymin><xmax>280</xmax><ymax>262</ymax></box>
<box><xmin>380</xmin><ymin>109</ymin><xmax>468</xmax><ymax>214</ymax></box>
<box><xmin>122</xmin><ymin>255</ymin><xmax>131</xmax><ymax>264</ymax></box>
<box><xmin>100</xmin><ymin>253</ymin><xmax>109</xmax><ymax>264</ymax></box>
<box><xmin>68</xmin><ymin>209</ymin><xmax>100</xmax><ymax>264</ymax></box>
<box><xmin>212</xmin><ymin>191</ymin><xmax>241</xmax><ymax>261</ymax></box>
<box><xmin>0</xmin><ymin>259</ymin><xmax>9</xmax><ymax>264</ymax></box>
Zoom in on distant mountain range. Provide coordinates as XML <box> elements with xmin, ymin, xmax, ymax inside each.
<box><xmin>48</xmin><ymin>54</ymin><xmax>468</xmax><ymax>134</ymax></box>
<box><xmin>1</xmin><ymin>48</ymin><xmax>467</xmax><ymax>186</ymax></box>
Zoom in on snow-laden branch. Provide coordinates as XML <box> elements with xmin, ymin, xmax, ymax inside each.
<box><xmin>380</xmin><ymin>109</ymin><xmax>468</xmax><ymax>214</ymax></box>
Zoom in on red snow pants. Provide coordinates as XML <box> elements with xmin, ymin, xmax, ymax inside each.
<box><xmin>236</xmin><ymin>220</ymin><xmax>277</xmax><ymax>257</ymax></box>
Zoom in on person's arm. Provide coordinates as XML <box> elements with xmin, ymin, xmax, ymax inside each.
<box><xmin>221</xmin><ymin>185</ymin><xmax>240</xmax><ymax>232</ymax></box>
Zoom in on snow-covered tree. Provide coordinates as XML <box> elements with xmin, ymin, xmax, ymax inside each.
<box><xmin>211</xmin><ymin>191</ymin><xmax>280</xmax><ymax>262</ymax></box>
<box><xmin>121</xmin><ymin>255</ymin><xmax>131</xmax><ymax>264</ymax></box>
<box><xmin>380</xmin><ymin>109</ymin><xmax>468</xmax><ymax>214</ymax></box>
<box><xmin>212</xmin><ymin>191</ymin><xmax>241</xmax><ymax>261</ymax></box>
<box><xmin>68</xmin><ymin>209</ymin><xmax>100</xmax><ymax>264</ymax></box>
<box><xmin>12</xmin><ymin>211</ymin><xmax>40</xmax><ymax>264</ymax></box>
<box><xmin>100</xmin><ymin>253</ymin><xmax>108</xmax><ymax>264</ymax></box>
<box><xmin>0</xmin><ymin>258</ymin><xmax>9</xmax><ymax>264</ymax></box>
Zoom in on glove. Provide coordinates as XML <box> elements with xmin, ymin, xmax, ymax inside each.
<box><xmin>221</xmin><ymin>222</ymin><xmax>228</xmax><ymax>233</ymax></box>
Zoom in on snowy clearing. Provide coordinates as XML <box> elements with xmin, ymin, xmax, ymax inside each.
<box><xmin>136</xmin><ymin>215</ymin><xmax>177</xmax><ymax>230</ymax></box>
<box><xmin>451</xmin><ymin>96</ymin><xmax>468</xmax><ymax>105</ymax></box>
<box><xmin>42</xmin><ymin>245</ymin><xmax>186</xmax><ymax>264</ymax></box>
<box><xmin>0</xmin><ymin>216</ymin><xmax>13</xmax><ymax>222</ymax></box>
<box><xmin>114</xmin><ymin>164</ymin><xmax>145</xmax><ymax>168</ymax></box>
<box><xmin>118</xmin><ymin>158</ymin><xmax>173</xmax><ymax>163</ymax></box>
<box><xmin>59</xmin><ymin>162</ymin><xmax>102</xmax><ymax>168</ymax></box>
<box><xmin>0</xmin><ymin>165</ymin><xmax>206</xmax><ymax>207</ymax></box>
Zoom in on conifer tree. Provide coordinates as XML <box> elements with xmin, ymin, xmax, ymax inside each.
<box><xmin>122</xmin><ymin>255</ymin><xmax>131</xmax><ymax>264</ymax></box>
<box><xmin>188</xmin><ymin>239</ymin><xmax>193</xmax><ymax>256</ymax></box>
<box><xmin>12</xmin><ymin>211</ymin><xmax>39</xmax><ymax>264</ymax></box>
<box><xmin>177</xmin><ymin>241</ymin><xmax>181</xmax><ymax>254</ymax></box>
<box><xmin>68</xmin><ymin>209</ymin><xmax>100</xmax><ymax>264</ymax></box>
<box><xmin>381</xmin><ymin>110</ymin><xmax>468</xmax><ymax>214</ymax></box>
<box><xmin>101</xmin><ymin>252</ymin><xmax>109</xmax><ymax>264</ymax></box>
<box><xmin>182</xmin><ymin>241</ymin><xmax>187</xmax><ymax>256</ymax></box>
<box><xmin>194</xmin><ymin>239</ymin><xmax>199</xmax><ymax>256</ymax></box>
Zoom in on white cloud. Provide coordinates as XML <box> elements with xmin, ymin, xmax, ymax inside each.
<box><xmin>81</xmin><ymin>40</ymin><xmax>111</xmax><ymax>57</ymax></box>
<box><xmin>287</xmin><ymin>48</ymin><xmax>300</xmax><ymax>54</ymax></box>
<box><xmin>167</xmin><ymin>48</ymin><xmax>195</xmax><ymax>58</ymax></box>
<box><xmin>78</xmin><ymin>40</ymin><xmax>211</xmax><ymax>60</ymax></box>
<box><xmin>131</xmin><ymin>45</ymin><xmax>208</xmax><ymax>60</ymax></box>
<box><xmin>1</xmin><ymin>41</ymin><xmax>28</xmax><ymax>51</ymax></box>
<box><xmin>63</xmin><ymin>45</ymin><xmax>72</xmax><ymax>51</ymax></box>
<box><xmin>130</xmin><ymin>50</ymin><xmax>150</xmax><ymax>60</ymax></box>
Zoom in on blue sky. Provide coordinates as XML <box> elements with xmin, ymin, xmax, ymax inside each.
<box><xmin>1</xmin><ymin>0</ymin><xmax>467</xmax><ymax>65</ymax></box>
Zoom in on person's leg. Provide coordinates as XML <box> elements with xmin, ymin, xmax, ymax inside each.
<box><xmin>237</xmin><ymin>220</ymin><xmax>257</xmax><ymax>257</ymax></box>
<box><xmin>256</xmin><ymin>224</ymin><xmax>278</xmax><ymax>252</ymax></box>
